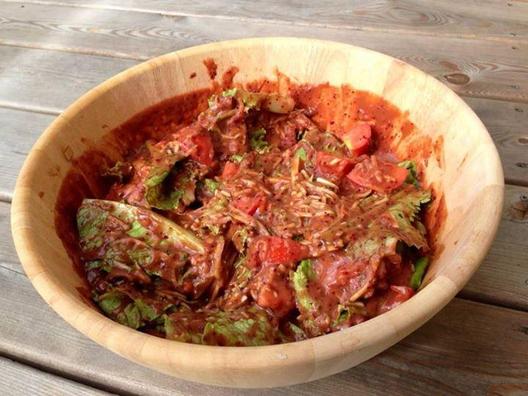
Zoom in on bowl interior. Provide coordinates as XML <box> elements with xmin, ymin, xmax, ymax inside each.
<box><xmin>11</xmin><ymin>38</ymin><xmax>503</xmax><ymax>388</ymax></box>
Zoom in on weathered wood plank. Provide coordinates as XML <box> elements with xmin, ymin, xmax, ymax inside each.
<box><xmin>0</xmin><ymin>3</ymin><xmax>526</xmax><ymax>101</ymax></box>
<box><xmin>0</xmin><ymin>97</ymin><xmax>525</xmax><ymax>202</ymax></box>
<box><xmin>0</xmin><ymin>357</ymin><xmax>112</xmax><ymax>395</ymax></box>
<box><xmin>5</xmin><ymin>0</ymin><xmax>528</xmax><ymax>41</ymax></box>
<box><xmin>0</xmin><ymin>108</ymin><xmax>55</xmax><ymax>202</ymax></box>
<box><xmin>0</xmin><ymin>46</ymin><xmax>138</xmax><ymax>113</ymax></box>
<box><xmin>464</xmin><ymin>98</ymin><xmax>528</xmax><ymax>187</ymax></box>
<box><xmin>0</xmin><ymin>256</ymin><xmax>526</xmax><ymax>395</ymax></box>
<box><xmin>461</xmin><ymin>185</ymin><xmax>528</xmax><ymax>311</ymax></box>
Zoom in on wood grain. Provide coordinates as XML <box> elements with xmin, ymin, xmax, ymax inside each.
<box><xmin>0</xmin><ymin>108</ymin><xmax>54</xmax><ymax>202</ymax></box>
<box><xmin>0</xmin><ymin>357</ymin><xmax>112</xmax><ymax>396</ymax></box>
<box><xmin>0</xmin><ymin>46</ymin><xmax>137</xmax><ymax>113</ymax></box>
<box><xmin>465</xmin><ymin>97</ymin><xmax>528</xmax><ymax>187</ymax></box>
<box><xmin>462</xmin><ymin>185</ymin><xmax>528</xmax><ymax>310</ymax></box>
<box><xmin>0</xmin><ymin>2</ymin><xmax>526</xmax><ymax>101</ymax></box>
<box><xmin>5</xmin><ymin>0</ymin><xmax>528</xmax><ymax>41</ymax></box>
<box><xmin>0</xmin><ymin>259</ymin><xmax>526</xmax><ymax>395</ymax></box>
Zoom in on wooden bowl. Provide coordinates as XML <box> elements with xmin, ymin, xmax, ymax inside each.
<box><xmin>11</xmin><ymin>38</ymin><xmax>504</xmax><ymax>388</ymax></box>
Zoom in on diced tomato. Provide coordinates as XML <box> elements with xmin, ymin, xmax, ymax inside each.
<box><xmin>233</xmin><ymin>194</ymin><xmax>268</xmax><ymax>216</ymax></box>
<box><xmin>339</xmin><ymin>123</ymin><xmax>372</xmax><ymax>156</ymax></box>
<box><xmin>190</xmin><ymin>133</ymin><xmax>214</xmax><ymax>166</ymax></box>
<box><xmin>314</xmin><ymin>252</ymin><xmax>374</xmax><ymax>303</ymax></box>
<box><xmin>380</xmin><ymin>286</ymin><xmax>414</xmax><ymax>315</ymax></box>
<box><xmin>248</xmin><ymin>236</ymin><xmax>309</xmax><ymax>268</ymax></box>
<box><xmin>315</xmin><ymin>151</ymin><xmax>353</xmax><ymax>179</ymax></box>
<box><xmin>366</xmin><ymin>285</ymin><xmax>414</xmax><ymax>316</ymax></box>
<box><xmin>250</xmin><ymin>265</ymin><xmax>295</xmax><ymax>318</ymax></box>
<box><xmin>221</xmin><ymin>161</ymin><xmax>239</xmax><ymax>179</ymax></box>
<box><xmin>346</xmin><ymin>156</ymin><xmax>408</xmax><ymax>193</ymax></box>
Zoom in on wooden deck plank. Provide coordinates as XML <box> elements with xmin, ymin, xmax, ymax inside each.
<box><xmin>0</xmin><ymin>3</ymin><xmax>526</xmax><ymax>102</ymax></box>
<box><xmin>0</xmin><ymin>46</ymin><xmax>137</xmax><ymax>113</ymax></box>
<box><xmin>0</xmin><ymin>108</ymin><xmax>55</xmax><ymax>202</ymax></box>
<box><xmin>4</xmin><ymin>0</ymin><xmax>528</xmax><ymax>42</ymax></box>
<box><xmin>465</xmin><ymin>98</ymin><xmax>528</xmax><ymax>187</ymax></box>
<box><xmin>0</xmin><ymin>357</ymin><xmax>112</xmax><ymax>395</ymax></box>
<box><xmin>0</xmin><ymin>256</ymin><xmax>526</xmax><ymax>395</ymax></box>
<box><xmin>461</xmin><ymin>185</ymin><xmax>528</xmax><ymax>310</ymax></box>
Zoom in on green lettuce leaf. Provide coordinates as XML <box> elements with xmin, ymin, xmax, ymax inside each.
<box><xmin>222</xmin><ymin>88</ymin><xmax>238</xmax><ymax>97</ymax></box>
<box><xmin>398</xmin><ymin>160</ymin><xmax>419</xmax><ymax>187</ymax></box>
<box><xmin>79</xmin><ymin>199</ymin><xmax>205</xmax><ymax>254</ymax></box>
<box><xmin>388</xmin><ymin>190</ymin><xmax>431</xmax><ymax>249</ymax></box>
<box><xmin>201</xmin><ymin>307</ymin><xmax>277</xmax><ymax>346</ymax></box>
<box><xmin>410</xmin><ymin>257</ymin><xmax>430</xmax><ymax>290</ymax></box>
<box><xmin>204</xmin><ymin>178</ymin><xmax>219</xmax><ymax>193</ymax></box>
<box><xmin>292</xmin><ymin>259</ymin><xmax>323</xmax><ymax>336</ymax></box>
<box><xmin>249</xmin><ymin>128</ymin><xmax>269</xmax><ymax>154</ymax></box>
<box><xmin>77</xmin><ymin>200</ymin><xmax>205</xmax><ymax>285</ymax></box>
<box><xmin>230</xmin><ymin>153</ymin><xmax>244</xmax><ymax>163</ymax></box>
<box><xmin>295</xmin><ymin>147</ymin><xmax>307</xmax><ymax>160</ymax></box>
<box><xmin>97</xmin><ymin>290</ymin><xmax>125</xmax><ymax>315</ymax></box>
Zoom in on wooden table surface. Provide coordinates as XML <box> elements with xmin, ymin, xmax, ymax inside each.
<box><xmin>1</xmin><ymin>1</ymin><xmax>527</xmax><ymax>394</ymax></box>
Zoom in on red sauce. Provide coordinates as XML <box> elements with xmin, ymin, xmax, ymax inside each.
<box><xmin>54</xmin><ymin>68</ymin><xmax>444</xmax><ymax>344</ymax></box>
<box><xmin>203</xmin><ymin>58</ymin><xmax>217</xmax><ymax>80</ymax></box>
<box><xmin>221</xmin><ymin>66</ymin><xmax>239</xmax><ymax>88</ymax></box>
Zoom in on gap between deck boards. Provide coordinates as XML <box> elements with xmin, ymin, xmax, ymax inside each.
<box><xmin>0</xmin><ymin>351</ymin><xmax>126</xmax><ymax>395</ymax></box>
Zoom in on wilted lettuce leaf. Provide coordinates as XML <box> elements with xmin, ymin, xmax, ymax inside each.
<box><xmin>95</xmin><ymin>289</ymin><xmax>162</xmax><ymax>330</ymax></box>
<box><xmin>222</xmin><ymin>88</ymin><xmax>238</xmax><ymax>97</ymax></box>
<box><xmin>398</xmin><ymin>160</ymin><xmax>419</xmax><ymax>187</ymax></box>
<box><xmin>292</xmin><ymin>259</ymin><xmax>316</xmax><ymax>312</ymax></box>
<box><xmin>201</xmin><ymin>307</ymin><xmax>277</xmax><ymax>346</ymax></box>
<box><xmin>249</xmin><ymin>128</ymin><xmax>269</xmax><ymax>154</ymax></box>
<box><xmin>161</xmin><ymin>306</ymin><xmax>278</xmax><ymax>346</ymax></box>
<box><xmin>221</xmin><ymin>256</ymin><xmax>252</xmax><ymax>308</ymax></box>
<box><xmin>388</xmin><ymin>189</ymin><xmax>431</xmax><ymax>249</ymax></box>
<box><xmin>77</xmin><ymin>200</ymin><xmax>204</xmax><ymax>287</ymax></box>
<box><xmin>292</xmin><ymin>259</ymin><xmax>324</xmax><ymax>336</ymax></box>
<box><xmin>79</xmin><ymin>199</ymin><xmax>204</xmax><ymax>254</ymax></box>
<box><xmin>97</xmin><ymin>290</ymin><xmax>125</xmax><ymax>315</ymax></box>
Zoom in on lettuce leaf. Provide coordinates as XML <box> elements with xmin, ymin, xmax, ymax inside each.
<box><xmin>79</xmin><ymin>199</ymin><xmax>205</xmax><ymax>254</ymax></box>
<box><xmin>398</xmin><ymin>160</ymin><xmax>419</xmax><ymax>187</ymax></box>
<box><xmin>201</xmin><ymin>307</ymin><xmax>277</xmax><ymax>346</ymax></box>
<box><xmin>249</xmin><ymin>128</ymin><xmax>269</xmax><ymax>154</ymax></box>
<box><xmin>292</xmin><ymin>259</ymin><xmax>324</xmax><ymax>336</ymax></box>
<box><xmin>388</xmin><ymin>190</ymin><xmax>431</xmax><ymax>249</ymax></box>
<box><xmin>410</xmin><ymin>257</ymin><xmax>430</xmax><ymax>290</ymax></box>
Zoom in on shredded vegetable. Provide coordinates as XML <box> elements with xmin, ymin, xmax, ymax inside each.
<box><xmin>76</xmin><ymin>86</ymin><xmax>432</xmax><ymax>346</ymax></box>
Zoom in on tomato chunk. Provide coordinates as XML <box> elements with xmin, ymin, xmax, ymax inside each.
<box><xmin>315</xmin><ymin>151</ymin><xmax>353</xmax><ymax>179</ymax></box>
<box><xmin>248</xmin><ymin>236</ymin><xmax>309</xmax><ymax>268</ymax></box>
<box><xmin>249</xmin><ymin>265</ymin><xmax>295</xmax><ymax>318</ymax></box>
<box><xmin>367</xmin><ymin>285</ymin><xmax>414</xmax><ymax>316</ymax></box>
<box><xmin>221</xmin><ymin>161</ymin><xmax>239</xmax><ymax>179</ymax></box>
<box><xmin>190</xmin><ymin>133</ymin><xmax>214</xmax><ymax>166</ymax></box>
<box><xmin>233</xmin><ymin>194</ymin><xmax>268</xmax><ymax>216</ymax></box>
<box><xmin>347</xmin><ymin>156</ymin><xmax>407</xmax><ymax>193</ymax></box>
<box><xmin>339</xmin><ymin>123</ymin><xmax>372</xmax><ymax>156</ymax></box>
